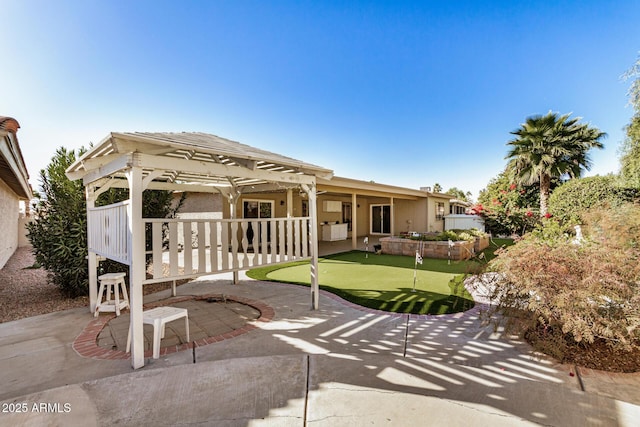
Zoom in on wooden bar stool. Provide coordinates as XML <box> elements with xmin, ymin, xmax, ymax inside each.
<box><xmin>95</xmin><ymin>272</ymin><xmax>129</xmax><ymax>317</ymax></box>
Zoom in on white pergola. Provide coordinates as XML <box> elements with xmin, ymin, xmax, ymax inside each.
<box><xmin>66</xmin><ymin>132</ymin><xmax>333</xmax><ymax>369</ymax></box>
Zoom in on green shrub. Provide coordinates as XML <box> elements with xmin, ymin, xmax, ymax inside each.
<box><xmin>408</xmin><ymin>229</ymin><xmax>482</xmax><ymax>242</ymax></box>
<box><xmin>27</xmin><ymin>147</ymin><xmax>182</xmax><ymax>297</ymax></box>
<box><xmin>456</xmin><ymin>231</ymin><xmax>475</xmax><ymax>242</ymax></box>
<box><xmin>467</xmin><ymin>228</ymin><xmax>487</xmax><ymax>238</ymax></box>
<box><xmin>449</xmin><ymin>228</ymin><xmax>486</xmax><ymax>238</ymax></box>
<box><xmin>27</xmin><ymin>148</ymin><xmax>88</xmax><ymax>297</ymax></box>
<box><xmin>548</xmin><ymin>175</ymin><xmax>639</xmax><ymax>227</ymax></box>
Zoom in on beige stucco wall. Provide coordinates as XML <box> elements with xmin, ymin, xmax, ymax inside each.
<box><xmin>0</xmin><ymin>178</ymin><xmax>19</xmax><ymax>268</ymax></box>
<box><xmin>426</xmin><ymin>196</ymin><xmax>451</xmax><ymax>233</ymax></box>
<box><xmin>353</xmin><ymin>197</ymin><xmax>369</xmax><ymax>237</ymax></box>
<box><xmin>392</xmin><ymin>198</ymin><xmax>428</xmax><ymax>234</ymax></box>
<box><xmin>18</xmin><ymin>216</ymin><xmax>31</xmax><ymax>247</ymax></box>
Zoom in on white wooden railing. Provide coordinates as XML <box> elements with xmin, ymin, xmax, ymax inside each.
<box><xmin>88</xmin><ymin>201</ymin><xmax>130</xmax><ymax>265</ymax></box>
<box><xmin>88</xmin><ymin>200</ymin><xmax>312</xmax><ymax>282</ymax></box>
<box><xmin>143</xmin><ymin>217</ymin><xmax>311</xmax><ymax>284</ymax></box>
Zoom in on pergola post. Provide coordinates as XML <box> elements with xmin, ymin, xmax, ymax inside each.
<box><xmin>390</xmin><ymin>196</ymin><xmax>395</xmax><ymax>237</ymax></box>
<box><xmin>351</xmin><ymin>192</ymin><xmax>357</xmax><ymax>250</ymax></box>
<box><xmin>302</xmin><ymin>182</ymin><xmax>320</xmax><ymax>309</ymax></box>
<box><xmin>86</xmin><ymin>186</ymin><xmax>98</xmax><ymax>314</ymax></box>
<box><xmin>220</xmin><ymin>188</ymin><xmax>241</xmax><ymax>285</ymax></box>
<box><xmin>286</xmin><ymin>188</ymin><xmax>293</xmax><ymax>218</ymax></box>
<box><xmin>127</xmin><ymin>165</ymin><xmax>145</xmax><ymax>369</ymax></box>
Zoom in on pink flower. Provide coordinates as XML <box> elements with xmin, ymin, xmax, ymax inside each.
<box><xmin>526</xmin><ymin>211</ymin><xmax>533</xmax><ymax>217</ymax></box>
<box><xmin>544</xmin><ymin>212</ymin><xmax>553</xmax><ymax>218</ymax></box>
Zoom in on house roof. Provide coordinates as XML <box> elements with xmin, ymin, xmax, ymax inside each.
<box><xmin>449</xmin><ymin>198</ymin><xmax>471</xmax><ymax>206</ymax></box>
<box><xmin>66</xmin><ymin>132</ymin><xmax>334</xmax><ymax>190</ymax></box>
<box><xmin>317</xmin><ymin>176</ymin><xmax>428</xmax><ymax>200</ymax></box>
<box><xmin>316</xmin><ymin>176</ymin><xmax>455</xmax><ymax>201</ymax></box>
<box><xmin>0</xmin><ymin>116</ymin><xmax>32</xmax><ymax>200</ymax></box>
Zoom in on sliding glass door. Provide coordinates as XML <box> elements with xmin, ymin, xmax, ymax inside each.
<box><xmin>370</xmin><ymin>204</ymin><xmax>391</xmax><ymax>234</ymax></box>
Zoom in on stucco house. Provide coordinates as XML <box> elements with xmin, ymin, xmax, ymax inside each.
<box><xmin>0</xmin><ymin>117</ymin><xmax>32</xmax><ymax>268</ymax></box>
<box><xmin>173</xmin><ymin>174</ymin><xmax>455</xmax><ymax>249</ymax></box>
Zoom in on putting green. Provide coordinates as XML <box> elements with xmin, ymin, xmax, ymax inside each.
<box><xmin>258</xmin><ymin>252</ymin><xmax>475</xmax><ymax>315</ymax></box>
<box><xmin>268</xmin><ymin>260</ymin><xmax>454</xmax><ymax>295</ymax></box>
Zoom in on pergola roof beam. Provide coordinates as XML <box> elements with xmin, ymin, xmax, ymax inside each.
<box><xmin>135</xmin><ymin>153</ymin><xmax>316</xmax><ymax>185</ymax></box>
<box><xmin>67</xmin><ymin>132</ymin><xmax>333</xmax><ymax>191</ymax></box>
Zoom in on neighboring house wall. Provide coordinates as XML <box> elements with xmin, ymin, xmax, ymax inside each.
<box><xmin>0</xmin><ymin>116</ymin><xmax>32</xmax><ymax>269</ymax></box>
<box><xmin>176</xmin><ymin>191</ymin><xmax>223</xmax><ymax>214</ymax></box>
<box><xmin>0</xmin><ymin>178</ymin><xmax>19</xmax><ymax>268</ymax></box>
<box><xmin>173</xmin><ymin>192</ymin><xmax>223</xmax><ymax>248</ymax></box>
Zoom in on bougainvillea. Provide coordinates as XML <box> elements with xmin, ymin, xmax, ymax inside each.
<box><xmin>477</xmin><ymin>172</ymin><xmax>540</xmax><ymax>235</ymax></box>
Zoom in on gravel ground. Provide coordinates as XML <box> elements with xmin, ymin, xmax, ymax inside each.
<box><xmin>0</xmin><ymin>247</ymin><xmax>184</xmax><ymax>323</ymax></box>
<box><xmin>0</xmin><ymin>247</ymin><xmax>88</xmax><ymax>323</ymax></box>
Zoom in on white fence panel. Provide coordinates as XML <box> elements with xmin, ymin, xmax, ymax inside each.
<box><xmin>88</xmin><ymin>201</ymin><xmax>130</xmax><ymax>265</ymax></box>
<box><xmin>444</xmin><ymin>214</ymin><xmax>485</xmax><ymax>232</ymax></box>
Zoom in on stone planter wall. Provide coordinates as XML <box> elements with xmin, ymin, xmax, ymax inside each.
<box><xmin>380</xmin><ymin>237</ymin><xmax>476</xmax><ymax>261</ymax></box>
<box><xmin>474</xmin><ymin>236</ymin><xmax>489</xmax><ymax>252</ymax></box>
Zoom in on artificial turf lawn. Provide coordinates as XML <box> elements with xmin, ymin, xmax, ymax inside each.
<box><xmin>247</xmin><ymin>240</ymin><xmax>513</xmax><ymax>315</ymax></box>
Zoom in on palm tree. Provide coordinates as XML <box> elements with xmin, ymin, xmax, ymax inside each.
<box><xmin>506</xmin><ymin>112</ymin><xmax>606</xmax><ymax>216</ymax></box>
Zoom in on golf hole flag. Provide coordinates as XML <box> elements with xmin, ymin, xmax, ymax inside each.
<box><xmin>412</xmin><ymin>250</ymin><xmax>422</xmax><ymax>292</ymax></box>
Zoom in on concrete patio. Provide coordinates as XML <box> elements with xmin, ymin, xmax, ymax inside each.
<box><xmin>2</xmin><ymin>271</ymin><xmax>640</xmax><ymax>426</ymax></box>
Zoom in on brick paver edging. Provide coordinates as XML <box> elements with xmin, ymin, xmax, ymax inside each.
<box><xmin>72</xmin><ymin>294</ymin><xmax>274</xmax><ymax>361</ymax></box>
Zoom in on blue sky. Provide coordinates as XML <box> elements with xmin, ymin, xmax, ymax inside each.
<box><xmin>2</xmin><ymin>1</ymin><xmax>639</xmax><ymax>200</ymax></box>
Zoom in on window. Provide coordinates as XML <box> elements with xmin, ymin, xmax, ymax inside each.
<box><xmin>450</xmin><ymin>204</ymin><xmax>466</xmax><ymax>214</ymax></box>
<box><xmin>242</xmin><ymin>199</ymin><xmax>274</xmax><ymax>244</ymax></box>
<box><xmin>436</xmin><ymin>202</ymin><xmax>445</xmax><ymax>220</ymax></box>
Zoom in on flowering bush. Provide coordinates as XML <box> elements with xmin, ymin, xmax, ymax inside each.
<box><xmin>478</xmin><ymin>174</ymin><xmax>541</xmax><ymax>235</ymax></box>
